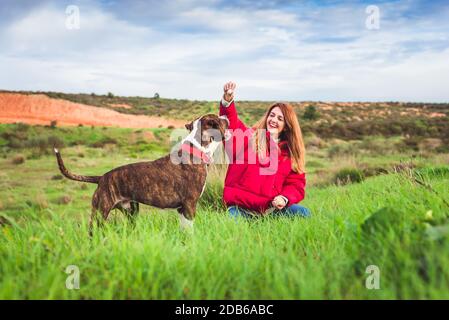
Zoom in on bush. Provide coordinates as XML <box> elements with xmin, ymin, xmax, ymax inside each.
<box><xmin>27</xmin><ymin>137</ymin><xmax>48</xmax><ymax>151</ymax></box>
<box><xmin>305</xmin><ymin>136</ymin><xmax>326</xmax><ymax>149</ymax></box>
<box><xmin>327</xmin><ymin>142</ymin><xmax>356</xmax><ymax>158</ymax></box>
<box><xmin>334</xmin><ymin>168</ymin><xmax>364</xmax><ymax>185</ymax></box>
<box><xmin>11</xmin><ymin>155</ymin><xmax>25</xmax><ymax>165</ymax></box>
<box><xmin>361</xmin><ymin>166</ymin><xmax>388</xmax><ymax>178</ymax></box>
<box><xmin>358</xmin><ymin>137</ymin><xmax>395</xmax><ymax>155</ymax></box>
<box><xmin>307</xmin><ymin>160</ymin><xmax>325</xmax><ymax>168</ymax></box>
<box><xmin>57</xmin><ymin>195</ymin><xmax>72</xmax><ymax>205</ymax></box>
<box><xmin>8</xmin><ymin>137</ymin><xmax>25</xmax><ymax>149</ymax></box>
<box><xmin>26</xmin><ymin>136</ymin><xmax>65</xmax><ymax>154</ymax></box>
<box><xmin>436</xmin><ymin>141</ymin><xmax>449</xmax><ymax>153</ymax></box>
<box><xmin>16</xmin><ymin>123</ymin><xmax>30</xmax><ymax>131</ymax></box>
<box><xmin>418</xmin><ymin>138</ymin><xmax>443</xmax><ymax>153</ymax></box>
<box><xmin>0</xmin><ymin>215</ymin><xmax>11</xmax><ymax>226</ymax></box>
<box><xmin>48</xmin><ymin>136</ymin><xmax>65</xmax><ymax>148</ymax></box>
<box><xmin>90</xmin><ymin>137</ymin><xmax>118</xmax><ymax>148</ymax></box>
<box><xmin>397</xmin><ymin>137</ymin><xmax>422</xmax><ymax>152</ymax></box>
<box><xmin>303</xmin><ymin>105</ymin><xmax>319</xmax><ymax>121</ymax></box>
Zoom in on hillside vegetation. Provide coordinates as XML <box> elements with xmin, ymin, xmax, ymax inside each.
<box><xmin>0</xmin><ymin>90</ymin><xmax>448</xmax><ymax>299</ymax></box>
<box><xmin>2</xmin><ymin>90</ymin><xmax>448</xmax><ymax>144</ymax></box>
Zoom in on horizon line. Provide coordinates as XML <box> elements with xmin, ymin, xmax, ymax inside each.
<box><xmin>1</xmin><ymin>89</ymin><xmax>448</xmax><ymax>104</ymax></box>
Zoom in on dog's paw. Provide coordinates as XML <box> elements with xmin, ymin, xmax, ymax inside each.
<box><xmin>179</xmin><ymin>214</ymin><xmax>194</xmax><ymax>234</ymax></box>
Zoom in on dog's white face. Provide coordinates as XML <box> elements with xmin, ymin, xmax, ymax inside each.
<box><xmin>185</xmin><ymin>114</ymin><xmax>229</xmax><ymax>148</ymax></box>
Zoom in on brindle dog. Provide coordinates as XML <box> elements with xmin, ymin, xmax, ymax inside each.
<box><xmin>54</xmin><ymin>114</ymin><xmax>228</xmax><ymax>236</ymax></box>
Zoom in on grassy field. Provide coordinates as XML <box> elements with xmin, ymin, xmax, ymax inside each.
<box><xmin>1</xmin><ymin>122</ymin><xmax>449</xmax><ymax>299</ymax></box>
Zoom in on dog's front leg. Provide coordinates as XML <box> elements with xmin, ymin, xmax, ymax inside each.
<box><xmin>178</xmin><ymin>203</ymin><xmax>196</xmax><ymax>234</ymax></box>
<box><xmin>179</xmin><ymin>214</ymin><xmax>194</xmax><ymax>233</ymax></box>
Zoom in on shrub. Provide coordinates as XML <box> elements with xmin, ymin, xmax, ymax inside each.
<box><xmin>307</xmin><ymin>160</ymin><xmax>325</xmax><ymax>168</ymax></box>
<box><xmin>16</xmin><ymin>123</ymin><xmax>30</xmax><ymax>131</ymax></box>
<box><xmin>327</xmin><ymin>142</ymin><xmax>356</xmax><ymax>158</ymax></box>
<box><xmin>12</xmin><ymin>155</ymin><xmax>25</xmax><ymax>165</ymax></box>
<box><xmin>303</xmin><ymin>105</ymin><xmax>319</xmax><ymax>121</ymax></box>
<box><xmin>26</xmin><ymin>136</ymin><xmax>65</xmax><ymax>154</ymax></box>
<box><xmin>34</xmin><ymin>194</ymin><xmax>49</xmax><ymax>209</ymax></box>
<box><xmin>392</xmin><ymin>162</ymin><xmax>416</xmax><ymax>173</ymax></box>
<box><xmin>418</xmin><ymin>138</ymin><xmax>442</xmax><ymax>153</ymax></box>
<box><xmin>436</xmin><ymin>141</ymin><xmax>449</xmax><ymax>153</ymax></box>
<box><xmin>90</xmin><ymin>137</ymin><xmax>118</xmax><ymax>148</ymax></box>
<box><xmin>398</xmin><ymin>137</ymin><xmax>422</xmax><ymax>152</ymax></box>
<box><xmin>0</xmin><ymin>215</ymin><xmax>10</xmax><ymax>226</ymax></box>
<box><xmin>8</xmin><ymin>137</ymin><xmax>25</xmax><ymax>149</ymax></box>
<box><xmin>27</xmin><ymin>137</ymin><xmax>48</xmax><ymax>151</ymax></box>
<box><xmin>107</xmin><ymin>92</ymin><xmax>114</xmax><ymax>98</ymax></box>
<box><xmin>305</xmin><ymin>136</ymin><xmax>326</xmax><ymax>149</ymax></box>
<box><xmin>334</xmin><ymin>168</ymin><xmax>364</xmax><ymax>185</ymax></box>
<box><xmin>48</xmin><ymin>136</ymin><xmax>65</xmax><ymax>148</ymax></box>
<box><xmin>361</xmin><ymin>166</ymin><xmax>388</xmax><ymax>178</ymax></box>
<box><xmin>50</xmin><ymin>120</ymin><xmax>57</xmax><ymax>128</ymax></box>
<box><xmin>57</xmin><ymin>195</ymin><xmax>72</xmax><ymax>205</ymax></box>
<box><xmin>359</xmin><ymin>137</ymin><xmax>395</xmax><ymax>155</ymax></box>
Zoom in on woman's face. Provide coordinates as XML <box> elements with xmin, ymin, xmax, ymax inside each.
<box><xmin>266</xmin><ymin>106</ymin><xmax>285</xmax><ymax>136</ymax></box>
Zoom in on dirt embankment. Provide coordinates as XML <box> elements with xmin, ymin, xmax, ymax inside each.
<box><xmin>0</xmin><ymin>93</ymin><xmax>186</xmax><ymax>128</ymax></box>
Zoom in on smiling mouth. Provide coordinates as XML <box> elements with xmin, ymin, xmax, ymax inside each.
<box><xmin>268</xmin><ymin>122</ymin><xmax>278</xmax><ymax>129</ymax></box>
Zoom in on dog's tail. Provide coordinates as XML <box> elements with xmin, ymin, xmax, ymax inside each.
<box><xmin>54</xmin><ymin>148</ymin><xmax>100</xmax><ymax>184</ymax></box>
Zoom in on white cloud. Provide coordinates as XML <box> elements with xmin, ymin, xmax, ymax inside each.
<box><xmin>0</xmin><ymin>1</ymin><xmax>448</xmax><ymax>102</ymax></box>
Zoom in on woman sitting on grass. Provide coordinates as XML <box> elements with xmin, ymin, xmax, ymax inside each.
<box><xmin>219</xmin><ymin>81</ymin><xmax>310</xmax><ymax>218</ymax></box>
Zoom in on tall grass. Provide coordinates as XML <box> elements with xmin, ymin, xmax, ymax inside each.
<box><xmin>1</xmin><ymin>123</ymin><xmax>448</xmax><ymax>299</ymax></box>
<box><xmin>1</xmin><ymin>163</ymin><xmax>448</xmax><ymax>299</ymax></box>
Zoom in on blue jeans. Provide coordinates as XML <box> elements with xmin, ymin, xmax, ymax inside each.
<box><xmin>227</xmin><ymin>204</ymin><xmax>311</xmax><ymax>219</ymax></box>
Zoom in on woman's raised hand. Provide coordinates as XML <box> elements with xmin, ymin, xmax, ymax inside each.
<box><xmin>223</xmin><ymin>81</ymin><xmax>236</xmax><ymax>102</ymax></box>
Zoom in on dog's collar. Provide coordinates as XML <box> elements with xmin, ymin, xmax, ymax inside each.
<box><xmin>180</xmin><ymin>143</ymin><xmax>211</xmax><ymax>164</ymax></box>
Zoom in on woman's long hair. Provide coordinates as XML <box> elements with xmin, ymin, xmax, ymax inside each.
<box><xmin>251</xmin><ymin>102</ymin><xmax>306</xmax><ymax>174</ymax></box>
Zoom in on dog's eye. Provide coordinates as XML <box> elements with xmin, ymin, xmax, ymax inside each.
<box><xmin>207</xmin><ymin>120</ymin><xmax>218</xmax><ymax>128</ymax></box>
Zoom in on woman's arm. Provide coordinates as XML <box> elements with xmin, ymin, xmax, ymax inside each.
<box><xmin>280</xmin><ymin>171</ymin><xmax>306</xmax><ymax>205</ymax></box>
<box><xmin>219</xmin><ymin>81</ymin><xmax>247</xmax><ymax>131</ymax></box>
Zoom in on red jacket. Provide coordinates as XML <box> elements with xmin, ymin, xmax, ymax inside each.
<box><xmin>220</xmin><ymin>100</ymin><xmax>306</xmax><ymax>214</ymax></box>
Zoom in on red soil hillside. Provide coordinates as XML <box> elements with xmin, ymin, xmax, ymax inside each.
<box><xmin>0</xmin><ymin>93</ymin><xmax>185</xmax><ymax>128</ymax></box>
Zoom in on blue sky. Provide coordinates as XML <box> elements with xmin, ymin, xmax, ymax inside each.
<box><xmin>1</xmin><ymin>0</ymin><xmax>448</xmax><ymax>101</ymax></box>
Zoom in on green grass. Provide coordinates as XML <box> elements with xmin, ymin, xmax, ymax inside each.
<box><xmin>1</xmin><ymin>161</ymin><xmax>449</xmax><ymax>299</ymax></box>
<box><xmin>0</xmin><ymin>124</ymin><xmax>449</xmax><ymax>299</ymax></box>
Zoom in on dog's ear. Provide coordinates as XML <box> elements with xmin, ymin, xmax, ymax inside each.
<box><xmin>218</xmin><ymin>116</ymin><xmax>229</xmax><ymax>129</ymax></box>
<box><xmin>185</xmin><ymin>121</ymin><xmax>193</xmax><ymax>131</ymax></box>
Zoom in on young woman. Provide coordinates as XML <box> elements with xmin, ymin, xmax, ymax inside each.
<box><xmin>219</xmin><ymin>81</ymin><xmax>310</xmax><ymax>218</ymax></box>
